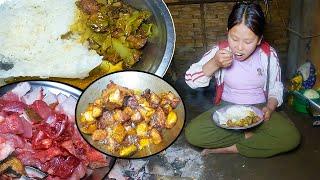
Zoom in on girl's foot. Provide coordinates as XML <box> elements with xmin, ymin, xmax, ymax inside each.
<box><xmin>201</xmin><ymin>145</ymin><xmax>238</xmax><ymax>156</ymax></box>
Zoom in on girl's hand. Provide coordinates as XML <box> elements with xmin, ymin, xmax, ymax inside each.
<box><xmin>213</xmin><ymin>49</ymin><xmax>233</xmax><ymax>68</ymax></box>
<box><xmin>262</xmin><ymin>106</ymin><xmax>274</xmax><ymax>121</ymax></box>
<box><xmin>262</xmin><ymin>98</ymin><xmax>278</xmax><ymax>121</ymax></box>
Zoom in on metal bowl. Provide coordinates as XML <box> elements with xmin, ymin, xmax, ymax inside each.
<box><xmin>128</xmin><ymin>0</ymin><xmax>176</xmax><ymax>77</ymax></box>
<box><xmin>76</xmin><ymin>71</ymin><xmax>185</xmax><ymax>158</ymax></box>
<box><xmin>0</xmin><ymin>81</ymin><xmax>115</xmax><ymax>179</ymax></box>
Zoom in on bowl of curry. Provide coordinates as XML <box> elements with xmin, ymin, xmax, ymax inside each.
<box><xmin>75</xmin><ymin>71</ymin><xmax>185</xmax><ymax>158</ymax></box>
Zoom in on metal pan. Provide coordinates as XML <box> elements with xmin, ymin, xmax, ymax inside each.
<box><xmin>0</xmin><ymin>80</ymin><xmax>115</xmax><ymax>179</ymax></box>
<box><xmin>76</xmin><ymin>70</ymin><xmax>186</xmax><ymax>158</ymax></box>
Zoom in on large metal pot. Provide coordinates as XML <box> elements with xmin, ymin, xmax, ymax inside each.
<box><xmin>127</xmin><ymin>0</ymin><xmax>176</xmax><ymax>77</ymax></box>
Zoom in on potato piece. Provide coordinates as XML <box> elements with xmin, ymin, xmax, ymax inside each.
<box><xmin>80</xmin><ymin>115</ymin><xmax>87</xmax><ymax>123</ymax></box>
<box><xmin>138</xmin><ymin>138</ymin><xmax>151</xmax><ymax>150</ymax></box>
<box><xmin>80</xmin><ymin>123</ymin><xmax>97</xmax><ymax>134</ymax></box>
<box><xmin>92</xmin><ymin>106</ymin><xmax>103</xmax><ymax>118</ymax></box>
<box><xmin>119</xmin><ymin>144</ymin><xmax>138</xmax><ymax>157</ymax></box>
<box><xmin>150</xmin><ymin>128</ymin><xmax>162</xmax><ymax>145</ymax></box>
<box><xmin>123</xmin><ymin>106</ymin><xmax>134</xmax><ymax>116</ymax></box>
<box><xmin>94</xmin><ymin>98</ymin><xmax>103</xmax><ymax>106</ymax></box>
<box><xmin>113</xmin><ymin>109</ymin><xmax>130</xmax><ymax>122</ymax></box>
<box><xmin>138</xmin><ymin>106</ymin><xmax>155</xmax><ymax>122</ymax></box>
<box><xmin>111</xmin><ymin>124</ymin><xmax>126</xmax><ymax>143</ymax></box>
<box><xmin>109</xmin><ymin>89</ymin><xmax>122</xmax><ymax>105</ymax></box>
<box><xmin>82</xmin><ymin>110</ymin><xmax>96</xmax><ymax>122</ymax></box>
<box><xmin>126</xmin><ymin>126</ymin><xmax>137</xmax><ymax>136</ymax></box>
<box><xmin>136</xmin><ymin>122</ymin><xmax>148</xmax><ymax>137</ymax></box>
<box><xmin>92</xmin><ymin>129</ymin><xmax>108</xmax><ymax>141</ymax></box>
<box><xmin>166</xmin><ymin>111</ymin><xmax>177</xmax><ymax>129</ymax></box>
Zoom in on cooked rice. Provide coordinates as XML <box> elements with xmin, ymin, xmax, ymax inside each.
<box><xmin>0</xmin><ymin>0</ymin><xmax>102</xmax><ymax>79</ymax></box>
<box><xmin>224</xmin><ymin>105</ymin><xmax>254</xmax><ymax>122</ymax></box>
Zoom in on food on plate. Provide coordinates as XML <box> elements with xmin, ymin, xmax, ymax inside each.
<box><xmin>0</xmin><ymin>0</ymin><xmax>153</xmax><ymax>88</ymax></box>
<box><xmin>79</xmin><ymin>82</ymin><xmax>181</xmax><ymax>157</ymax></box>
<box><xmin>222</xmin><ymin>106</ymin><xmax>261</xmax><ymax>127</ymax></box>
<box><xmin>0</xmin><ymin>82</ymin><xmax>112</xmax><ymax>179</ymax></box>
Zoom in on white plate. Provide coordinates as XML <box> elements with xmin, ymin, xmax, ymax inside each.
<box><xmin>212</xmin><ymin>105</ymin><xmax>264</xmax><ymax>130</ymax></box>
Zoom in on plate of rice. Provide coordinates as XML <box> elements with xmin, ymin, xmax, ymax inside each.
<box><xmin>212</xmin><ymin>105</ymin><xmax>264</xmax><ymax>130</ymax></box>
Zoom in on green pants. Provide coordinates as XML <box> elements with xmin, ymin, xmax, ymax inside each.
<box><xmin>185</xmin><ymin>102</ymin><xmax>301</xmax><ymax>158</ymax></box>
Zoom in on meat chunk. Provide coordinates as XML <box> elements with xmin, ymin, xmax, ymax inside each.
<box><xmin>150</xmin><ymin>107</ymin><xmax>166</xmax><ymax>129</ymax></box>
<box><xmin>77</xmin><ymin>0</ymin><xmax>100</xmax><ymax>15</ymax></box>
<box><xmin>127</xmin><ymin>34</ymin><xmax>148</xmax><ymax>49</ymax></box>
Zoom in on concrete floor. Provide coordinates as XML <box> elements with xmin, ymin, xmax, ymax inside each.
<box><xmin>108</xmin><ymin>64</ymin><xmax>320</xmax><ymax>180</ymax></box>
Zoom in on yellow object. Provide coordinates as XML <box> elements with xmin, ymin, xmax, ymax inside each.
<box><xmin>290</xmin><ymin>74</ymin><xmax>303</xmax><ymax>91</ymax></box>
<box><xmin>166</xmin><ymin>111</ymin><xmax>177</xmax><ymax>129</ymax></box>
<box><xmin>126</xmin><ymin>127</ymin><xmax>137</xmax><ymax>136</ymax></box>
<box><xmin>92</xmin><ymin>129</ymin><xmax>108</xmax><ymax>141</ymax></box>
<box><xmin>136</xmin><ymin>122</ymin><xmax>148</xmax><ymax>137</ymax></box>
<box><xmin>82</xmin><ymin>111</ymin><xmax>96</xmax><ymax>122</ymax></box>
<box><xmin>119</xmin><ymin>144</ymin><xmax>138</xmax><ymax>157</ymax></box>
<box><xmin>138</xmin><ymin>138</ymin><xmax>151</xmax><ymax>150</ymax></box>
<box><xmin>109</xmin><ymin>89</ymin><xmax>121</xmax><ymax>104</ymax></box>
<box><xmin>92</xmin><ymin>106</ymin><xmax>102</xmax><ymax>118</ymax></box>
<box><xmin>151</xmin><ymin>128</ymin><xmax>162</xmax><ymax>145</ymax></box>
<box><xmin>111</xmin><ymin>124</ymin><xmax>126</xmax><ymax>143</ymax></box>
<box><xmin>0</xmin><ymin>157</ymin><xmax>25</xmax><ymax>176</ymax></box>
<box><xmin>80</xmin><ymin>123</ymin><xmax>97</xmax><ymax>134</ymax></box>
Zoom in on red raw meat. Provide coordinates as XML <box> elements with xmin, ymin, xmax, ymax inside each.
<box><xmin>0</xmin><ymin>92</ymin><xmax>19</xmax><ymax>102</ymax></box>
<box><xmin>16</xmin><ymin>151</ymin><xmax>43</xmax><ymax>169</ymax></box>
<box><xmin>0</xmin><ymin>82</ymin><xmax>110</xmax><ymax>179</ymax></box>
<box><xmin>0</xmin><ymin>100</ymin><xmax>27</xmax><ymax>113</ymax></box>
<box><xmin>21</xmin><ymin>116</ymin><xmax>33</xmax><ymax>138</ymax></box>
<box><xmin>32</xmin><ymin>130</ymin><xmax>52</xmax><ymax>150</ymax></box>
<box><xmin>36</xmin><ymin>147</ymin><xmax>64</xmax><ymax>163</ymax></box>
<box><xmin>86</xmin><ymin>147</ymin><xmax>110</xmax><ymax>169</ymax></box>
<box><xmin>44</xmin><ymin>156</ymin><xmax>80</xmax><ymax>178</ymax></box>
<box><xmin>68</xmin><ymin>162</ymin><xmax>87</xmax><ymax>180</ymax></box>
<box><xmin>0</xmin><ymin>113</ymin><xmax>24</xmax><ymax>135</ymax></box>
<box><xmin>0</xmin><ymin>134</ymin><xmax>26</xmax><ymax>149</ymax></box>
<box><xmin>30</xmin><ymin>100</ymin><xmax>53</xmax><ymax>120</ymax></box>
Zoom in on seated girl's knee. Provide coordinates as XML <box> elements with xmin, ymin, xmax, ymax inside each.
<box><xmin>279</xmin><ymin>128</ymin><xmax>301</xmax><ymax>151</ymax></box>
<box><xmin>288</xmin><ymin>129</ymin><xmax>301</xmax><ymax>149</ymax></box>
<box><xmin>184</xmin><ymin>122</ymin><xmax>201</xmax><ymax>146</ymax></box>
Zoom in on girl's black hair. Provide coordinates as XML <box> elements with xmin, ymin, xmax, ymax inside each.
<box><xmin>228</xmin><ymin>2</ymin><xmax>266</xmax><ymax>38</ymax></box>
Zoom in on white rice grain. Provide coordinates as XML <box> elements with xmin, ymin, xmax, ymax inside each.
<box><xmin>0</xmin><ymin>0</ymin><xmax>102</xmax><ymax>78</ymax></box>
<box><xmin>224</xmin><ymin>105</ymin><xmax>254</xmax><ymax>121</ymax></box>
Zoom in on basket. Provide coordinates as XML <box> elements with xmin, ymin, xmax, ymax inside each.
<box><xmin>292</xmin><ymin>90</ymin><xmax>320</xmax><ymax>115</ymax></box>
<box><xmin>292</xmin><ymin>90</ymin><xmax>308</xmax><ymax>113</ymax></box>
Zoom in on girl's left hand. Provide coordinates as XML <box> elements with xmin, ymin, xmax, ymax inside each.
<box><xmin>262</xmin><ymin>106</ymin><xmax>274</xmax><ymax>121</ymax></box>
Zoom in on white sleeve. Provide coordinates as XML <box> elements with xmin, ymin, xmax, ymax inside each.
<box><xmin>185</xmin><ymin>46</ymin><xmax>218</xmax><ymax>89</ymax></box>
<box><xmin>267</xmin><ymin>47</ymin><xmax>284</xmax><ymax>107</ymax></box>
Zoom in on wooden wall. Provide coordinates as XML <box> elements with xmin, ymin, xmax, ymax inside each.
<box><xmin>164</xmin><ymin>0</ymin><xmax>291</xmax><ymax>79</ymax></box>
